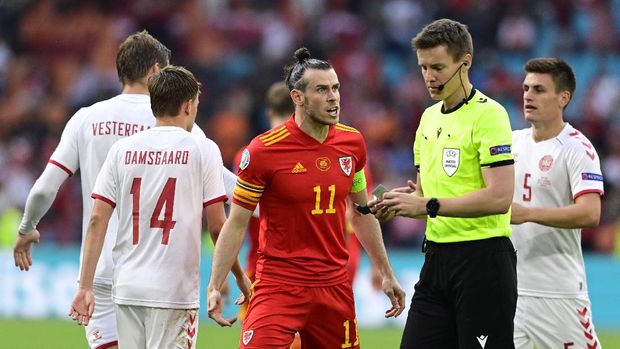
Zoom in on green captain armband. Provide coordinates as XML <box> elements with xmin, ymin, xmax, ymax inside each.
<box><xmin>350</xmin><ymin>169</ymin><xmax>367</xmax><ymax>193</ymax></box>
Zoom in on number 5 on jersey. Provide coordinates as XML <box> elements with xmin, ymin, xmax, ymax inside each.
<box><xmin>130</xmin><ymin>177</ymin><xmax>177</xmax><ymax>245</ymax></box>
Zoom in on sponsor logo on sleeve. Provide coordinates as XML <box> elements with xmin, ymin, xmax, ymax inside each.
<box><xmin>239</xmin><ymin>149</ymin><xmax>250</xmax><ymax>170</ymax></box>
<box><xmin>581</xmin><ymin>173</ymin><xmax>603</xmax><ymax>181</ymax></box>
<box><xmin>489</xmin><ymin>144</ymin><xmax>511</xmax><ymax>156</ymax></box>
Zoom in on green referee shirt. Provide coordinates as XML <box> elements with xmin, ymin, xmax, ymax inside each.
<box><xmin>414</xmin><ymin>89</ymin><xmax>514</xmax><ymax>243</ymax></box>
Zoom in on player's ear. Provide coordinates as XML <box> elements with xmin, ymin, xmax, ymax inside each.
<box><xmin>290</xmin><ymin>89</ymin><xmax>304</xmax><ymax>106</ymax></box>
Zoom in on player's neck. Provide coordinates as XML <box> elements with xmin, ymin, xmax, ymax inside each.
<box><xmin>155</xmin><ymin>117</ymin><xmax>191</xmax><ymax>132</ymax></box>
<box><xmin>442</xmin><ymin>83</ymin><xmax>472</xmax><ymax>111</ymax></box>
<box><xmin>121</xmin><ymin>80</ymin><xmax>149</xmax><ymax>95</ymax></box>
<box><xmin>295</xmin><ymin>113</ymin><xmax>330</xmax><ymax>143</ymax></box>
<box><xmin>531</xmin><ymin>118</ymin><xmax>566</xmax><ymax>142</ymax></box>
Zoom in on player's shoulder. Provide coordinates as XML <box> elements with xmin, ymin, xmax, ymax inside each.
<box><xmin>556</xmin><ymin>124</ymin><xmax>598</xmax><ymax>155</ymax></box>
<box><xmin>512</xmin><ymin>127</ymin><xmax>532</xmax><ymax>141</ymax></box>
<box><xmin>472</xmin><ymin>90</ymin><xmax>504</xmax><ymax>109</ymax></box>
<box><xmin>334</xmin><ymin>122</ymin><xmax>360</xmax><ymax>134</ymax></box>
<box><xmin>252</xmin><ymin>124</ymin><xmax>292</xmax><ymax>148</ymax></box>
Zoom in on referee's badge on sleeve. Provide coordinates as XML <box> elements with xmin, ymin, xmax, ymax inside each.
<box><xmin>443</xmin><ymin>148</ymin><xmax>460</xmax><ymax>177</ymax></box>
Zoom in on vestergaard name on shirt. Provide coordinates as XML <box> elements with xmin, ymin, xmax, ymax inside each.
<box><xmin>124</xmin><ymin>150</ymin><xmax>189</xmax><ymax>165</ymax></box>
<box><xmin>92</xmin><ymin>121</ymin><xmax>150</xmax><ymax>137</ymax></box>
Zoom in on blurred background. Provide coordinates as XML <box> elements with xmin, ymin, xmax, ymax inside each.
<box><xmin>0</xmin><ymin>0</ymin><xmax>619</xmax><ymax>348</ymax></box>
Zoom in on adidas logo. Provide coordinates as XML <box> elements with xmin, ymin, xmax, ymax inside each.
<box><xmin>292</xmin><ymin>162</ymin><xmax>307</xmax><ymax>173</ymax></box>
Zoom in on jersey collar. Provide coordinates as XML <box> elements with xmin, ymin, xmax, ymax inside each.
<box><xmin>441</xmin><ymin>88</ymin><xmax>477</xmax><ymax>114</ymax></box>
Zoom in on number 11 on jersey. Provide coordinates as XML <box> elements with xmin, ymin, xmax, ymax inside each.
<box><xmin>130</xmin><ymin>177</ymin><xmax>177</xmax><ymax>245</ymax></box>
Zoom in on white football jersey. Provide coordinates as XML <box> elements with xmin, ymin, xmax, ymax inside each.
<box><xmin>49</xmin><ymin>94</ymin><xmax>213</xmax><ymax>286</ymax></box>
<box><xmin>50</xmin><ymin>94</ymin><xmax>154</xmax><ymax>285</ymax></box>
<box><xmin>511</xmin><ymin>123</ymin><xmax>604</xmax><ymax>298</ymax></box>
<box><xmin>93</xmin><ymin>126</ymin><xmax>226</xmax><ymax>309</ymax></box>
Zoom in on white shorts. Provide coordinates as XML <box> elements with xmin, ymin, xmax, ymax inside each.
<box><xmin>514</xmin><ymin>296</ymin><xmax>602</xmax><ymax>349</ymax></box>
<box><xmin>85</xmin><ymin>283</ymin><xmax>118</xmax><ymax>349</ymax></box>
<box><xmin>115</xmin><ymin>304</ymin><xmax>199</xmax><ymax>349</ymax></box>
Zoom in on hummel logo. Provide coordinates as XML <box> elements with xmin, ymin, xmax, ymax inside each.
<box><xmin>476</xmin><ymin>335</ymin><xmax>488</xmax><ymax>348</ymax></box>
<box><xmin>292</xmin><ymin>162</ymin><xmax>307</xmax><ymax>173</ymax></box>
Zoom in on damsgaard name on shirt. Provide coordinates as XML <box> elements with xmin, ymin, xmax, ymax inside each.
<box><xmin>92</xmin><ymin>121</ymin><xmax>150</xmax><ymax>137</ymax></box>
<box><xmin>124</xmin><ymin>150</ymin><xmax>189</xmax><ymax>165</ymax></box>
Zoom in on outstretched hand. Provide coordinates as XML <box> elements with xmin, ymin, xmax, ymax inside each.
<box><xmin>13</xmin><ymin>230</ymin><xmax>41</xmax><ymax>271</ymax></box>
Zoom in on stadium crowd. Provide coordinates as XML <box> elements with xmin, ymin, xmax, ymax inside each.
<box><xmin>0</xmin><ymin>0</ymin><xmax>619</xmax><ymax>253</ymax></box>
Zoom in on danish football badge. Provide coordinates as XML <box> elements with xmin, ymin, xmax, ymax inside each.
<box><xmin>339</xmin><ymin>156</ymin><xmax>353</xmax><ymax>176</ymax></box>
<box><xmin>239</xmin><ymin>149</ymin><xmax>250</xmax><ymax>170</ymax></box>
<box><xmin>242</xmin><ymin>329</ymin><xmax>254</xmax><ymax>345</ymax></box>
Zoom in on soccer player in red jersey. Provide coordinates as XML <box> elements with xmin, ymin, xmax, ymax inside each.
<box><xmin>207</xmin><ymin>47</ymin><xmax>406</xmax><ymax>349</ymax></box>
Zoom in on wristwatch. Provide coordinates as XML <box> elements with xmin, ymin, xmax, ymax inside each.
<box><xmin>426</xmin><ymin>198</ymin><xmax>440</xmax><ymax>218</ymax></box>
<box><xmin>354</xmin><ymin>203</ymin><xmax>372</xmax><ymax>215</ymax></box>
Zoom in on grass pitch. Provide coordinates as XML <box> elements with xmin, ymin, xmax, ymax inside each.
<box><xmin>1</xmin><ymin>319</ymin><xmax>619</xmax><ymax>348</ymax></box>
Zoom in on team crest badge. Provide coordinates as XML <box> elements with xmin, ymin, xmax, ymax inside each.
<box><xmin>242</xmin><ymin>329</ymin><xmax>254</xmax><ymax>345</ymax></box>
<box><xmin>339</xmin><ymin>156</ymin><xmax>353</xmax><ymax>176</ymax></box>
<box><xmin>316</xmin><ymin>157</ymin><xmax>331</xmax><ymax>171</ymax></box>
<box><xmin>239</xmin><ymin>149</ymin><xmax>250</xmax><ymax>170</ymax></box>
<box><xmin>442</xmin><ymin>148</ymin><xmax>460</xmax><ymax>177</ymax></box>
<box><xmin>538</xmin><ymin>155</ymin><xmax>553</xmax><ymax>172</ymax></box>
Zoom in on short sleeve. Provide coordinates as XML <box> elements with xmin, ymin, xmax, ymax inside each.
<box><xmin>91</xmin><ymin>143</ymin><xmax>119</xmax><ymax>207</ymax></box>
<box><xmin>413</xmin><ymin>115</ymin><xmax>425</xmax><ymax>169</ymax></box>
<box><xmin>201</xmin><ymin>139</ymin><xmax>227</xmax><ymax>206</ymax></box>
<box><xmin>49</xmin><ymin>109</ymin><xmax>84</xmax><ymax>175</ymax></box>
<box><xmin>355</xmin><ymin>133</ymin><xmax>367</xmax><ymax>173</ymax></box>
<box><xmin>566</xmin><ymin>143</ymin><xmax>604</xmax><ymax>200</ymax></box>
<box><xmin>232</xmin><ymin>140</ymin><xmax>270</xmax><ymax>210</ymax></box>
<box><xmin>474</xmin><ymin>105</ymin><xmax>514</xmax><ymax>167</ymax></box>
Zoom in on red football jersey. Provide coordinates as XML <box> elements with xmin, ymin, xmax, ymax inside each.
<box><xmin>233</xmin><ymin>117</ymin><xmax>366</xmax><ymax>286</ymax></box>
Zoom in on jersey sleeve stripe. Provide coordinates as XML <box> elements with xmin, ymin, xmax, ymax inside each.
<box><xmin>573</xmin><ymin>189</ymin><xmax>604</xmax><ymax>200</ymax></box>
<box><xmin>235</xmin><ymin>186</ymin><xmax>263</xmax><ymax>198</ymax></box>
<box><xmin>203</xmin><ymin>195</ymin><xmax>228</xmax><ymax>207</ymax></box>
<box><xmin>237</xmin><ymin>178</ymin><xmax>265</xmax><ymax>191</ymax></box>
<box><xmin>259</xmin><ymin>125</ymin><xmax>288</xmax><ymax>142</ymax></box>
<box><xmin>335</xmin><ymin>124</ymin><xmax>360</xmax><ymax>133</ymax></box>
<box><xmin>480</xmin><ymin>159</ymin><xmax>515</xmax><ymax>168</ymax></box>
<box><xmin>91</xmin><ymin>194</ymin><xmax>116</xmax><ymax>208</ymax></box>
<box><xmin>233</xmin><ymin>193</ymin><xmax>259</xmax><ymax>206</ymax></box>
<box><xmin>48</xmin><ymin>159</ymin><xmax>74</xmax><ymax>176</ymax></box>
<box><xmin>263</xmin><ymin>131</ymin><xmax>291</xmax><ymax>146</ymax></box>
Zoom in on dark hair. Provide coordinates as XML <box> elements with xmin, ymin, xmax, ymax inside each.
<box><xmin>148</xmin><ymin>66</ymin><xmax>201</xmax><ymax>118</ymax></box>
<box><xmin>524</xmin><ymin>57</ymin><xmax>576</xmax><ymax>99</ymax></box>
<box><xmin>412</xmin><ymin>18</ymin><xmax>473</xmax><ymax>62</ymax></box>
<box><xmin>116</xmin><ymin>30</ymin><xmax>171</xmax><ymax>85</ymax></box>
<box><xmin>283</xmin><ymin>47</ymin><xmax>332</xmax><ymax>92</ymax></box>
<box><xmin>266</xmin><ymin>81</ymin><xmax>294</xmax><ymax>117</ymax></box>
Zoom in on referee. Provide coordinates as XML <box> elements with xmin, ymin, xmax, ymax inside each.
<box><xmin>370</xmin><ymin>18</ymin><xmax>516</xmax><ymax>349</ymax></box>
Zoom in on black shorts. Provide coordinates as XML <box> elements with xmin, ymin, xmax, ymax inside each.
<box><xmin>400</xmin><ymin>237</ymin><xmax>517</xmax><ymax>349</ymax></box>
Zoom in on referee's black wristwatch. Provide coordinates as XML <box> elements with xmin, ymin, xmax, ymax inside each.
<box><xmin>426</xmin><ymin>198</ymin><xmax>440</xmax><ymax>218</ymax></box>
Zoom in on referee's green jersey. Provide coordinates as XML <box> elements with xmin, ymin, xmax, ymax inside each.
<box><xmin>414</xmin><ymin>89</ymin><xmax>514</xmax><ymax>243</ymax></box>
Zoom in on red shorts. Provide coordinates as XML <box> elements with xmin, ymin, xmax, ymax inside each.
<box><xmin>240</xmin><ymin>279</ymin><xmax>359</xmax><ymax>349</ymax></box>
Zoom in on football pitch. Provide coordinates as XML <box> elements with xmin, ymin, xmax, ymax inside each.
<box><xmin>1</xmin><ymin>319</ymin><xmax>620</xmax><ymax>348</ymax></box>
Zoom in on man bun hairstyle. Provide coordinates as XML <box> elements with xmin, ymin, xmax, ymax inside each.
<box><xmin>283</xmin><ymin>47</ymin><xmax>332</xmax><ymax>92</ymax></box>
